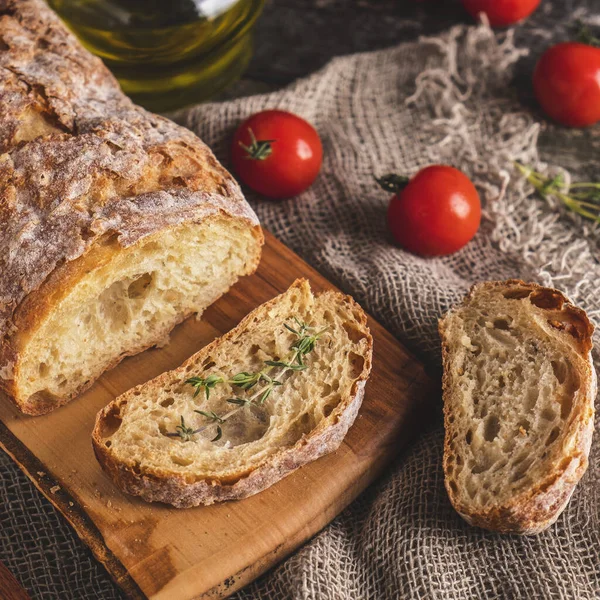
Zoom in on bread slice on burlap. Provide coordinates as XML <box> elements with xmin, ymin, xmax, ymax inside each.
<box><xmin>93</xmin><ymin>279</ymin><xmax>373</xmax><ymax>507</ymax></box>
<box><xmin>439</xmin><ymin>280</ymin><xmax>596</xmax><ymax>534</ymax></box>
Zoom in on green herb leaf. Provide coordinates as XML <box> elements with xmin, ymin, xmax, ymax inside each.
<box><xmin>174</xmin><ymin>415</ymin><xmax>195</xmax><ymax>442</ymax></box>
<box><xmin>211</xmin><ymin>426</ymin><xmax>223</xmax><ymax>442</ymax></box>
<box><xmin>194</xmin><ymin>409</ymin><xmax>224</xmax><ymax>423</ymax></box>
<box><xmin>264</xmin><ymin>360</ymin><xmax>308</xmax><ymax>371</ymax></box>
<box><xmin>375</xmin><ymin>173</ymin><xmax>410</xmax><ymax>194</ymax></box>
<box><xmin>226</xmin><ymin>397</ymin><xmax>250</xmax><ymax>406</ymax></box>
<box><xmin>185</xmin><ymin>374</ymin><xmax>224</xmax><ymax>399</ymax></box>
<box><xmin>229</xmin><ymin>371</ymin><xmax>261</xmax><ymax>390</ymax></box>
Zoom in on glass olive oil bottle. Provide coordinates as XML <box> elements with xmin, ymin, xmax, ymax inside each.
<box><xmin>48</xmin><ymin>0</ymin><xmax>265</xmax><ymax>111</ymax></box>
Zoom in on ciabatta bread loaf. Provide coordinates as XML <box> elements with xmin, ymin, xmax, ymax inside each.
<box><xmin>0</xmin><ymin>0</ymin><xmax>263</xmax><ymax>414</ymax></box>
<box><xmin>440</xmin><ymin>280</ymin><xmax>596</xmax><ymax>534</ymax></box>
<box><xmin>93</xmin><ymin>279</ymin><xmax>373</xmax><ymax>507</ymax></box>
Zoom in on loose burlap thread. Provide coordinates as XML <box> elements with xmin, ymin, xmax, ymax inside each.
<box><xmin>2</xmin><ymin>23</ymin><xmax>599</xmax><ymax>599</ymax></box>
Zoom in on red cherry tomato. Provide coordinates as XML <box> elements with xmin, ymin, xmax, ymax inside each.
<box><xmin>533</xmin><ymin>42</ymin><xmax>600</xmax><ymax>128</ymax></box>
<box><xmin>385</xmin><ymin>165</ymin><xmax>481</xmax><ymax>256</ymax></box>
<box><xmin>461</xmin><ymin>0</ymin><xmax>540</xmax><ymax>26</ymax></box>
<box><xmin>231</xmin><ymin>110</ymin><xmax>323</xmax><ymax>199</ymax></box>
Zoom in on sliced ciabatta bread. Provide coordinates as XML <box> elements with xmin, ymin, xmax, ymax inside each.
<box><xmin>439</xmin><ymin>280</ymin><xmax>596</xmax><ymax>534</ymax></box>
<box><xmin>0</xmin><ymin>0</ymin><xmax>262</xmax><ymax>415</ymax></box>
<box><xmin>93</xmin><ymin>279</ymin><xmax>373</xmax><ymax>507</ymax></box>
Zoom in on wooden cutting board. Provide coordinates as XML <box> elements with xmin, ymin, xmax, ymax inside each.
<box><xmin>0</xmin><ymin>231</ymin><xmax>435</xmax><ymax>600</ymax></box>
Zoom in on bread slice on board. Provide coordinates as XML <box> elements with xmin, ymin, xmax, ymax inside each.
<box><xmin>0</xmin><ymin>0</ymin><xmax>262</xmax><ymax>415</ymax></box>
<box><xmin>439</xmin><ymin>280</ymin><xmax>596</xmax><ymax>534</ymax></box>
<box><xmin>93</xmin><ymin>279</ymin><xmax>373</xmax><ymax>507</ymax></box>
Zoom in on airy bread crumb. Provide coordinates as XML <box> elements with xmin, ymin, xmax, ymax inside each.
<box><xmin>440</xmin><ymin>280</ymin><xmax>595</xmax><ymax>534</ymax></box>
<box><xmin>93</xmin><ymin>279</ymin><xmax>373</xmax><ymax>507</ymax></box>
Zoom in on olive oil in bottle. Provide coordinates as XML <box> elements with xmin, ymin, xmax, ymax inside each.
<box><xmin>48</xmin><ymin>0</ymin><xmax>265</xmax><ymax>112</ymax></box>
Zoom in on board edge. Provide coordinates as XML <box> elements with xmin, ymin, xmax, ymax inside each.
<box><xmin>0</xmin><ymin>419</ymin><xmax>146</xmax><ymax>600</ymax></box>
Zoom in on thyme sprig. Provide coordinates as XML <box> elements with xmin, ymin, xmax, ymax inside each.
<box><xmin>515</xmin><ymin>162</ymin><xmax>600</xmax><ymax>223</ymax></box>
<box><xmin>186</xmin><ymin>374</ymin><xmax>223</xmax><ymax>399</ymax></box>
<box><xmin>168</xmin><ymin>318</ymin><xmax>329</xmax><ymax>443</ymax></box>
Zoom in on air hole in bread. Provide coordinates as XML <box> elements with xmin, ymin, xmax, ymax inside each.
<box><xmin>524</xmin><ymin>387</ymin><xmax>538</xmax><ymax>410</ymax></box>
<box><xmin>493</xmin><ymin>318</ymin><xmax>510</xmax><ymax>330</ymax></box>
<box><xmin>127</xmin><ymin>273</ymin><xmax>153</xmax><ymax>299</ymax></box>
<box><xmin>471</xmin><ymin>462</ymin><xmax>490</xmax><ymax>475</ymax></box>
<box><xmin>502</xmin><ymin>288</ymin><xmax>531</xmax><ymax>300</ymax></box>
<box><xmin>323</xmin><ymin>402</ymin><xmax>336</xmax><ymax>418</ymax></box>
<box><xmin>465</xmin><ymin>430</ymin><xmax>473</xmax><ymax>445</ymax></box>
<box><xmin>530</xmin><ymin>289</ymin><xmax>564</xmax><ymax>310</ymax></box>
<box><xmin>483</xmin><ymin>415</ymin><xmax>500</xmax><ymax>442</ymax></box>
<box><xmin>217</xmin><ymin>405</ymin><xmax>270</xmax><ymax>447</ymax></box>
<box><xmin>320</xmin><ymin>383</ymin><xmax>332</xmax><ymax>398</ymax></box>
<box><xmin>99</xmin><ymin>408</ymin><xmax>122</xmax><ymax>439</ymax></box>
<box><xmin>348</xmin><ymin>352</ymin><xmax>365</xmax><ymax>378</ymax></box>
<box><xmin>160</xmin><ymin>397</ymin><xmax>175</xmax><ymax>408</ymax></box>
<box><xmin>510</xmin><ymin>465</ymin><xmax>529</xmax><ymax>483</ymax></box>
<box><xmin>541</xmin><ymin>408</ymin><xmax>556</xmax><ymax>421</ymax></box>
<box><xmin>342</xmin><ymin>322</ymin><xmax>365</xmax><ymax>344</ymax></box>
<box><xmin>132</xmin><ymin>462</ymin><xmax>141</xmax><ymax>475</ymax></box>
<box><xmin>551</xmin><ymin>360</ymin><xmax>567</xmax><ymax>384</ymax></box>
<box><xmin>105</xmin><ymin>440</ymin><xmax>112</xmax><ymax>448</ymax></box>
<box><xmin>560</xmin><ymin>394</ymin><xmax>573</xmax><ymax>420</ymax></box>
<box><xmin>546</xmin><ymin>427</ymin><xmax>560</xmax><ymax>446</ymax></box>
<box><xmin>201</xmin><ymin>356</ymin><xmax>216</xmax><ymax>368</ymax></box>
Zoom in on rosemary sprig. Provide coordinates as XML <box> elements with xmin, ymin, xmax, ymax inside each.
<box><xmin>515</xmin><ymin>162</ymin><xmax>600</xmax><ymax>223</ymax></box>
<box><xmin>168</xmin><ymin>318</ymin><xmax>329</xmax><ymax>443</ymax></box>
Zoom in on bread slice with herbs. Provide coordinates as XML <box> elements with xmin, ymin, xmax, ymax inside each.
<box><xmin>93</xmin><ymin>279</ymin><xmax>373</xmax><ymax>507</ymax></box>
<box><xmin>440</xmin><ymin>280</ymin><xmax>596</xmax><ymax>535</ymax></box>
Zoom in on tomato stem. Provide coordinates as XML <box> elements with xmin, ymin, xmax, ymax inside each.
<box><xmin>375</xmin><ymin>173</ymin><xmax>410</xmax><ymax>194</ymax></box>
<box><xmin>239</xmin><ymin>127</ymin><xmax>276</xmax><ymax>160</ymax></box>
<box><xmin>514</xmin><ymin>161</ymin><xmax>600</xmax><ymax>223</ymax></box>
<box><xmin>576</xmin><ymin>21</ymin><xmax>600</xmax><ymax>48</ymax></box>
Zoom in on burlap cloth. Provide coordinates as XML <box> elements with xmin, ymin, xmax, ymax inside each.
<box><xmin>2</xmin><ymin>23</ymin><xmax>599</xmax><ymax>600</ymax></box>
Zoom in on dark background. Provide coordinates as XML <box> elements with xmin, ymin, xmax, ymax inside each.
<box><xmin>241</xmin><ymin>0</ymin><xmax>600</xmax><ymax>177</ymax></box>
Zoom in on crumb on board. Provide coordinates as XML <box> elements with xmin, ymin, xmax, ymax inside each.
<box><xmin>37</xmin><ymin>471</ymin><xmax>46</xmax><ymax>477</ymax></box>
<box><xmin>50</xmin><ymin>485</ymin><xmax>60</xmax><ymax>494</ymax></box>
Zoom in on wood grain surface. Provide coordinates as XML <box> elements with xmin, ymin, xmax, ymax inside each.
<box><xmin>0</xmin><ymin>231</ymin><xmax>434</xmax><ymax>600</ymax></box>
<box><xmin>0</xmin><ymin>560</ymin><xmax>31</xmax><ymax>600</ymax></box>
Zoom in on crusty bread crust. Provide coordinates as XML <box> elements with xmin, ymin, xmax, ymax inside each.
<box><xmin>439</xmin><ymin>280</ymin><xmax>596</xmax><ymax>535</ymax></box>
<box><xmin>0</xmin><ymin>0</ymin><xmax>263</xmax><ymax>413</ymax></box>
<box><xmin>92</xmin><ymin>281</ymin><xmax>373</xmax><ymax>507</ymax></box>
